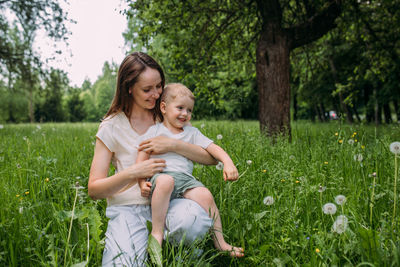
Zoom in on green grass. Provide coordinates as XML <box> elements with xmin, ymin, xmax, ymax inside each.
<box><xmin>0</xmin><ymin>121</ymin><xmax>399</xmax><ymax>266</ymax></box>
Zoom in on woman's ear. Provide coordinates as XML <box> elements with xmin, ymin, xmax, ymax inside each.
<box><xmin>160</xmin><ymin>101</ymin><xmax>166</xmax><ymax>114</ymax></box>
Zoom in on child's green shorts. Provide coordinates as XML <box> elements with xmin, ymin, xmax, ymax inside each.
<box><xmin>150</xmin><ymin>171</ymin><xmax>204</xmax><ymax>200</ymax></box>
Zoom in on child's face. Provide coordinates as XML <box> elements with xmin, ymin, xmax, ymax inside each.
<box><xmin>161</xmin><ymin>95</ymin><xmax>194</xmax><ymax>130</ymax></box>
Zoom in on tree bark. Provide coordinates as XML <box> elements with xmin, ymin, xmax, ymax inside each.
<box><xmin>328</xmin><ymin>57</ymin><xmax>353</xmax><ymax>123</ymax></box>
<box><xmin>394</xmin><ymin>100</ymin><xmax>400</xmax><ymax>122</ymax></box>
<box><xmin>383</xmin><ymin>103</ymin><xmax>392</xmax><ymax>124</ymax></box>
<box><xmin>256</xmin><ymin>25</ymin><xmax>291</xmax><ymax>136</ymax></box>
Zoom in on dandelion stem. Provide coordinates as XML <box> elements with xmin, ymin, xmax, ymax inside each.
<box><xmin>393</xmin><ymin>155</ymin><xmax>398</xmax><ymax>226</ymax></box>
<box><xmin>370</xmin><ymin>173</ymin><xmax>376</xmax><ymax>226</ymax></box>
<box><xmin>86</xmin><ymin>223</ymin><xmax>90</xmax><ymax>263</ymax></box>
<box><xmin>64</xmin><ymin>185</ymin><xmax>78</xmax><ymax>267</ymax></box>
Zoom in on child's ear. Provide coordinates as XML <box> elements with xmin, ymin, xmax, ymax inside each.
<box><xmin>160</xmin><ymin>101</ymin><xmax>166</xmax><ymax>114</ymax></box>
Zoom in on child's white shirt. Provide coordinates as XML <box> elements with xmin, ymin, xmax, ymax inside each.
<box><xmin>137</xmin><ymin>122</ymin><xmax>213</xmax><ymax>177</ymax></box>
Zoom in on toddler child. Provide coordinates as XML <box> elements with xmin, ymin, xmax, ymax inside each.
<box><xmin>136</xmin><ymin>83</ymin><xmax>244</xmax><ymax>257</ymax></box>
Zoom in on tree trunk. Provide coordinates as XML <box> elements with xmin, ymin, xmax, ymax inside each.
<box><xmin>394</xmin><ymin>100</ymin><xmax>400</xmax><ymax>122</ymax></box>
<box><xmin>293</xmin><ymin>89</ymin><xmax>298</xmax><ymax>121</ymax></box>
<box><xmin>256</xmin><ymin>26</ymin><xmax>291</xmax><ymax>136</ymax></box>
<box><xmin>364</xmin><ymin>85</ymin><xmax>373</xmax><ymax>123</ymax></box>
<box><xmin>28</xmin><ymin>86</ymin><xmax>34</xmax><ymax>123</ymax></box>
<box><xmin>383</xmin><ymin>103</ymin><xmax>392</xmax><ymax>124</ymax></box>
<box><xmin>328</xmin><ymin>57</ymin><xmax>353</xmax><ymax>123</ymax></box>
<box><xmin>315</xmin><ymin>105</ymin><xmax>323</xmax><ymax>122</ymax></box>
<box><xmin>353</xmin><ymin>106</ymin><xmax>361</xmax><ymax>123</ymax></box>
<box><xmin>374</xmin><ymin>88</ymin><xmax>381</xmax><ymax>126</ymax></box>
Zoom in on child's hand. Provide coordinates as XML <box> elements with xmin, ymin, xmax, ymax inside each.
<box><xmin>139</xmin><ymin>181</ymin><xmax>152</xmax><ymax>197</ymax></box>
<box><xmin>223</xmin><ymin>163</ymin><xmax>239</xmax><ymax>181</ymax></box>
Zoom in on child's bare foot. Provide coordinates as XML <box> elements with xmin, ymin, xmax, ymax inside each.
<box><xmin>218</xmin><ymin>243</ymin><xmax>244</xmax><ymax>258</ymax></box>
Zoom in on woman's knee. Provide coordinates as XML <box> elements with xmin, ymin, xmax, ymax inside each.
<box><xmin>166</xmin><ymin>199</ymin><xmax>212</xmax><ymax>244</ymax></box>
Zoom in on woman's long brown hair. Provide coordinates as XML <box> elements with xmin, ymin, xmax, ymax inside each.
<box><xmin>104</xmin><ymin>52</ymin><xmax>165</xmax><ymax>120</ymax></box>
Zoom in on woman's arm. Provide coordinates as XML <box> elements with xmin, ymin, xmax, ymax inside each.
<box><xmin>138</xmin><ymin>136</ymin><xmax>218</xmax><ymax>165</ymax></box>
<box><xmin>88</xmin><ymin>138</ymin><xmax>166</xmax><ymax>200</ymax></box>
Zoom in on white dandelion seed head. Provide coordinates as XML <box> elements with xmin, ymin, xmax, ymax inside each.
<box><xmin>216</xmin><ymin>134</ymin><xmax>223</xmax><ymax>140</ymax></box>
<box><xmin>19</xmin><ymin>206</ymin><xmax>23</xmax><ymax>214</ymax></box>
<box><xmin>335</xmin><ymin>195</ymin><xmax>347</xmax><ymax>206</ymax></box>
<box><xmin>36</xmin><ymin>125</ymin><xmax>41</xmax><ymax>130</ymax></box>
<box><xmin>200</xmin><ymin>123</ymin><xmax>205</xmax><ymax>129</ymax></box>
<box><xmin>348</xmin><ymin>139</ymin><xmax>355</xmax><ymax>145</ymax></box>
<box><xmin>390</xmin><ymin>142</ymin><xmax>400</xmax><ymax>155</ymax></box>
<box><xmin>323</xmin><ymin>203</ymin><xmax>337</xmax><ymax>215</ymax></box>
<box><xmin>353</xmin><ymin>154</ymin><xmax>363</xmax><ymax>162</ymax></box>
<box><xmin>23</xmin><ymin>136</ymin><xmax>27</xmax><ymax>141</ymax></box>
<box><xmin>246</xmin><ymin>160</ymin><xmax>252</xmax><ymax>165</ymax></box>
<box><xmin>332</xmin><ymin>215</ymin><xmax>348</xmax><ymax>234</ymax></box>
<box><xmin>318</xmin><ymin>185</ymin><xmax>326</xmax><ymax>193</ymax></box>
<box><xmin>0</xmin><ymin>124</ymin><xmax>4</xmax><ymax>129</ymax></box>
<box><xmin>289</xmin><ymin>155</ymin><xmax>295</xmax><ymax>160</ymax></box>
<box><xmin>263</xmin><ymin>196</ymin><xmax>274</xmax><ymax>205</ymax></box>
<box><xmin>216</xmin><ymin>162</ymin><xmax>224</xmax><ymax>170</ymax></box>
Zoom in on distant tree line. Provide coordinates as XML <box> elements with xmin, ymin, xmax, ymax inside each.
<box><xmin>0</xmin><ymin>0</ymin><xmax>399</xmax><ymax>126</ymax></box>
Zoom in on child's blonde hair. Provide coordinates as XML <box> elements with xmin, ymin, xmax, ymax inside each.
<box><xmin>161</xmin><ymin>83</ymin><xmax>195</xmax><ymax>104</ymax></box>
<box><xmin>157</xmin><ymin>83</ymin><xmax>195</xmax><ymax>122</ymax></box>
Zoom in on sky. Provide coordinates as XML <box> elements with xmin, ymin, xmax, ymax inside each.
<box><xmin>35</xmin><ymin>0</ymin><xmax>128</xmax><ymax>87</ymax></box>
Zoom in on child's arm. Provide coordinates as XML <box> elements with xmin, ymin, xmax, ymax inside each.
<box><xmin>206</xmin><ymin>143</ymin><xmax>238</xmax><ymax>181</ymax></box>
<box><xmin>136</xmin><ymin>150</ymin><xmax>152</xmax><ymax>197</ymax></box>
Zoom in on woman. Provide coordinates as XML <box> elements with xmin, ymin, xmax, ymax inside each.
<box><xmin>88</xmin><ymin>52</ymin><xmax>215</xmax><ymax>266</ymax></box>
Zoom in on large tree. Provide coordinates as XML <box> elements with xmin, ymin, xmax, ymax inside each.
<box><xmin>125</xmin><ymin>0</ymin><xmax>342</xmax><ymax>135</ymax></box>
<box><xmin>0</xmin><ymin>0</ymin><xmax>70</xmax><ymax>122</ymax></box>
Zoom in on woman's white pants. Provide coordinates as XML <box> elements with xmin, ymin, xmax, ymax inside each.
<box><xmin>102</xmin><ymin>198</ymin><xmax>212</xmax><ymax>266</ymax></box>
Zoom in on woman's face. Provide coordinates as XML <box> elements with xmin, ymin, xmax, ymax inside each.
<box><xmin>131</xmin><ymin>67</ymin><xmax>163</xmax><ymax>110</ymax></box>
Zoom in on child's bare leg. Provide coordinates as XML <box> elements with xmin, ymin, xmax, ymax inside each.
<box><xmin>183</xmin><ymin>187</ymin><xmax>244</xmax><ymax>257</ymax></box>
<box><xmin>151</xmin><ymin>174</ymin><xmax>174</xmax><ymax>246</ymax></box>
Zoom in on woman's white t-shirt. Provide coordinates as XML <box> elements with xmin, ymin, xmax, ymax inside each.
<box><xmin>96</xmin><ymin>112</ymin><xmax>150</xmax><ymax>206</ymax></box>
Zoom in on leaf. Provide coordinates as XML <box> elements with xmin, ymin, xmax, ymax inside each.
<box><xmin>358</xmin><ymin>228</ymin><xmax>381</xmax><ymax>265</ymax></box>
<box><xmin>254</xmin><ymin>211</ymin><xmax>267</xmax><ymax>221</ymax></box>
<box><xmin>147</xmin><ymin>235</ymin><xmax>162</xmax><ymax>267</ymax></box>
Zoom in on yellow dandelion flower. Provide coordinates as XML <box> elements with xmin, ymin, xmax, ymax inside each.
<box><xmin>262</xmin><ymin>169</ymin><xmax>267</xmax><ymax>173</ymax></box>
<box><xmin>296</xmin><ymin>180</ymin><xmax>300</xmax><ymax>183</ymax></box>
<box><xmin>25</xmin><ymin>191</ymin><xmax>29</xmax><ymax>195</ymax></box>
<box><xmin>353</xmin><ymin>132</ymin><xmax>357</xmax><ymax>136</ymax></box>
<box><xmin>16</xmin><ymin>194</ymin><xmax>20</xmax><ymax>197</ymax></box>
<box><xmin>338</xmin><ymin>140</ymin><xmax>343</xmax><ymax>144</ymax></box>
<box><xmin>281</xmin><ymin>179</ymin><xmax>285</xmax><ymax>182</ymax></box>
<box><xmin>324</xmin><ymin>161</ymin><xmax>328</xmax><ymax>165</ymax></box>
<box><xmin>45</xmin><ymin>178</ymin><xmax>49</xmax><ymax>182</ymax></box>
<box><xmin>315</xmin><ymin>248</ymin><xmax>320</xmax><ymax>253</ymax></box>
<box><xmin>355</xmin><ymin>139</ymin><xmax>358</xmax><ymax>142</ymax></box>
<box><xmin>361</xmin><ymin>145</ymin><xmax>365</xmax><ymax>149</ymax></box>
<box><xmin>335</xmin><ymin>132</ymin><xmax>338</xmax><ymax>136</ymax></box>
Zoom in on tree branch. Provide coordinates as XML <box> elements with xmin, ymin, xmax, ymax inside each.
<box><xmin>288</xmin><ymin>0</ymin><xmax>342</xmax><ymax>50</ymax></box>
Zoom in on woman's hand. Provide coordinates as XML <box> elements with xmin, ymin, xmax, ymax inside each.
<box><xmin>127</xmin><ymin>158</ymin><xmax>166</xmax><ymax>178</ymax></box>
<box><xmin>138</xmin><ymin>136</ymin><xmax>174</xmax><ymax>155</ymax></box>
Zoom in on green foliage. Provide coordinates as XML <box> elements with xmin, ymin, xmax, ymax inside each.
<box><xmin>35</xmin><ymin>69</ymin><xmax>68</xmax><ymax>122</ymax></box>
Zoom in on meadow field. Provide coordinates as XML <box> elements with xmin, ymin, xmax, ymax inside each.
<box><xmin>0</xmin><ymin>121</ymin><xmax>399</xmax><ymax>266</ymax></box>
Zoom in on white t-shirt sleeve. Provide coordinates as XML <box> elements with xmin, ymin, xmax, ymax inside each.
<box><xmin>191</xmin><ymin>127</ymin><xmax>214</xmax><ymax>149</ymax></box>
<box><xmin>96</xmin><ymin>120</ymin><xmax>116</xmax><ymax>152</ymax></box>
